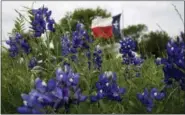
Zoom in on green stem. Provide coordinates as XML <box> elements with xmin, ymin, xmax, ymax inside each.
<box><xmin>163</xmin><ymin>86</ymin><xmax>178</xmax><ymax>111</ymax></box>
<box><xmin>45</xmin><ymin>30</ymin><xmax>50</xmax><ymax>57</ymax></box>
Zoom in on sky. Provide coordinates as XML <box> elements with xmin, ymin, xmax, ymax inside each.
<box><xmin>1</xmin><ymin>1</ymin><xmax>184</xmax><ymax>46</ymax></box>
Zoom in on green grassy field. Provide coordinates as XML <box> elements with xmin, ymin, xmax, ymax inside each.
<box><xmin>2</xmin><ymin>49</ymin><xmax>185</xmax><ymax>114</ymax></box>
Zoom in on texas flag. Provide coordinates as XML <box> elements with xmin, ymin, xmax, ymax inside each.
<box><xmin>91</xmin><ymin>14</ymin><xmax>121</xmax><ymax>39</ymax></box>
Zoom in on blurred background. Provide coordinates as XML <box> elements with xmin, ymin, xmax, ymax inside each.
<box><xmin>2</xmin><ymin>1</ymin><xmax>185</xmax><ymax>57</ymax></box>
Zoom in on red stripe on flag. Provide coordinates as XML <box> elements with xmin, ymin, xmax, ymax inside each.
<box><xmin>92</xmin><ymin>26</ymin><xmax>113</xmax><ymax>39</ymax></box>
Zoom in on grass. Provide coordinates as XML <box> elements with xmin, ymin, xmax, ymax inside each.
<box><xmin>1</xmin><ymin>48</ymin><xmax>185</xmax><ymax>114</ymax></box>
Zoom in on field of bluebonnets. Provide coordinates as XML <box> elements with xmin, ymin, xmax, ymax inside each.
<box><xmin>1</xmin><ymin>4</ymin><xmax>185</xmax><ymax>114</ymax></box>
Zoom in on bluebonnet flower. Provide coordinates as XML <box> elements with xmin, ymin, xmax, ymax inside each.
<box><xmin>137</xmin><ymin>88</ymin><xmax>165</xmax><ymax>112</ymax></box>
<box><xmin>61</xmin><ymin>35</ymin><xmax>72</xmax><ymax>56</ymax></box>
<box><xmin>119</xmin><ymin>37</ymin><xmax>144</xmax><ymax>78</ymax></box>
<box><xmin>71</xmin><ymin>22</ymin><xmax>93</xmax><ymax>50</ymax></box>
<box><xmin>55</xmin><ymin>64</ymin><xmax>87</xmax><ymax>105</ymax></box>
<box><xmin>119</xmin><ymin>37</ymin><xmax>137</xmax><ymax>55</ymax></box>
<box><xmin>18</xmin><ymin>65</ymin><xmax>87</xmax><ymax>114</ymax></box>
<box><xmin>17</xmin><ymin>78</ymin><xmax>56</xmax><ymax>114</ymax></box>
<box><xmin>155</xmin><ymin>34</ymin><xmax>185</xmax><ymax>91</ymax></box>
<box><xmin>130</xmin><ymin>51</ymin><xmax>144</xmax><ymax>66</ymax></box>
<box><xmin>150</xmin><ymin>88</ymin><xmax>165</xmax><ymax>100</ymax></box>
<box><xmin>119</xmin><ymin>37</ymin><xmax>143</xmax><ymax>65</ymax></box>
<box><xmin>20</xmin><ymin>39</ymin><xmax>31</xmax><ymax>54</ymax></box>
<box><xmin>28</xmin><ymin>57</ymin><xmax>37</xmax><ymax>69</ymax></box>
<box><xmin>17</xmin><ymin>92</ymin><xmax>45</xmax><ymax>114</ymax></box>
<box><xmin>60</xmin><ymin>22</ymin><xmax>93</xmax><ymax>63</ymax></box>
<box><xmin>90</xmin><ymin>71</ymin><xmax>126</xmax><ymax>102</ymax></box>
<box><xmin>55</xmin><ymin>64</ymin><xmax>80</xmax><ymax>87</ymax></box>
<box><xmin>86</xmin><ymin>45</ymin><xmax>102</xmax><ymax>70</ymax></box>
<box><xmin>137</xmin><ymin>88</ymin><xmax>154</xmax><ymax>112</ymax></box>
<box><xmin>6</xmin><ymin>39</ymin><xmax>19</xmax><ymax>57</ymax></box>
<box><xmin>6</xmin><ymin>33</ymin><xmax>31</xmax><ymax>58</ymax></box>
<box><xmin>86</xmin><ymin>50</ymin><xmax>92</xmax><ymax>70</ymax></box>
<box><xmin>93</xmin><ymin>46</ymin><xmax>102</xmax><ymax>70</ymax></box>
<box><xmin>31</xmin><ymin>7</ymin><xmax>55</xmax><ymax>37</ymax></box>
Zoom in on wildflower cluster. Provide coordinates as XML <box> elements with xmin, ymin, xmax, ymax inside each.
<box><xmin>92</xmin><ymin>47</ymin><xmax>102</xmax><ymax>70</ymax></box>
<box><xmin>61</xmin><ymin>23</ymin><xmax>92</xmax><ymax>60</ymax></box>
<box><xmin>90</xmin><ymin>71</ymin><xmax>126</xmax><ymax>102</ymax></box>
<box><xmin>31</xmin><ymin>7</ymin><xmax>55</xmax><ymax>37</ymax></box>
<box><xmin>71</xmin><ymin>23</ymin><xmax>92</xmax><ymax>49</ymax></box>
<box><xmin>137</xmin><ymin>88</ymin><xmax>165</xmax><ymax>112</ymax></box>
<box><xmin>6</xmin><ymin>33</ymin><xmax>31</xmax><ymax>58</ymax></box>
<box><xmin>119</xmin><ymin>37</ymin><xmax>144</xmax><ymax>77</ymax></box>
<box><xmin>86</xmin><ymin>46</ymin><xmax>103</xmax><ymax>70</ymax></box>
<box><xmin>61</xmin><ymin>23</ymin><xmax>102</xmax><ymax>69</ymax></box>
<box><xmin>17</xmin><ymin>64</ymin><xmax>87</xmax><ymax>114</ymax></box>
<box><xmin>119</xmin><ymin>37</ymin><xmax>143</xmax><ymax>65</ymax></box>
<box><xmin>156</xmin><ymin>35</ymin><xmax>185</xmax><ymax>91</ymax></box>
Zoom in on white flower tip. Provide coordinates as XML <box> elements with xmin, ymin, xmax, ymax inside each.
<box><xmin>69</xmin><ymin>78</ymin><xmax>73</xmax><ymax>82</ymax></box>
<box><xmin>38</xmin><ymin>60</ymin><xmax>43</xmax><ymax>63</ymax></box>
<box><xmin>106</xmin><ymin>71</ymin><xmax>113</xmax><ymax>78</ymax></box>
<box><xmin>113</xmin><ymin>93</ymin><xmax>118</xmax><ymax>97</ymax></box>
<box><xmin>60</xmin><ymin>74</ymin><xmax>63</xmax><ymax>78</ymax></box>
<box><xmin>38</xmin><ymin>97</ymin><xmax>44</xmax><ymax>102</ymax></box>
<box><xmin>35</xmin><ymin>77</ymin><xmax>40</xmax><ymax>82</ymax></box>
<box><xmin>154</xmin><ymin>92</ymin><xmax>158</xmax><ymax>96</ymax></box>
<box><xmin>23</xmin><ymin>101</ymin><xmax>28</xmax><ymax>106</ymax></box>
<box><xmin>156</xmin><ymin>57</ymin><xmax>161</xmax><ymax>60</ymax></box>
<box><xmin>57</xmin><ymin>67</ymin><xmax>62</xmax><ymax>72</ymax></box>
<box><xmin>49</xmin><ymin>42</ymin><xmax>54</xmax><ymax>49</ymax></box>
<box><xmin>42</xmin><ymin>81</ymin><xmax>47</xmax><ymax>86</ymax></box>
<box><xmin>100</xmin><ymin>89</ymin><xmax>103</xmax><ymax>93</ymax></box>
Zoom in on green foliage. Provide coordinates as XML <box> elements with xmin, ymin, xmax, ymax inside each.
<box><xmin>12</xmin><ymin>11</ymin><xmax>25</xmax><ymax>34</ymax></box>
<box><xmin>2</xmin><ymin>50</ymin><xmax>185</xmax><ymax>113</ymax></box>
<box><xmin>139</xmin><ymin>31</ymin><xmax>170</xmax><ymax>57</ymax></box>
<box><xmin>59</xmin><ymin>7</ymin><xmax>111</xmax><ymax>32</ymax></box>
<box><xmin>1</xmin><ymin>51</ymin><xmax>33</xmax><ymax>113</ymax></box>
<box><xmin>122</xmin><ymin>24</ymin><xmax>148</xmax><ymax>41</ymax></box>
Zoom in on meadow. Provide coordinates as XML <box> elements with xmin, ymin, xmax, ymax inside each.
<box><xmin>1</xmin><ymin>5</ymin><xmax>185</xmax><ymax>114</ymax></box>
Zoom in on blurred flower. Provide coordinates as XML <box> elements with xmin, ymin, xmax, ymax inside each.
<box><xmin>6</xmin><ymin>33</ymin><xmax>31</xmax><ymax>58</ymax></box>
<box><xmin>71</xmin><ymin>22</ymin><xmax>93</xmax><ymax>49</ymax></box>
<box><xmin>155</xmin><ymin>34</ymin><xmax>185</xmax><ymax>91</ymax></box>
<box><xmin>61</xmin><ymin>36</ymin><xmax>72</xmax><ymax>56</ymax></box>
<box><xmin>93</xmin><ymin>46</ymin><xmax>102</xmax><ymax>70</ymax></box>
<box><xmin>119</xmin><ymin>37</ymin><xmax>144</xmax><ymax>78</ymax></box>
<box><xmin>20</xmin><ymin>39</ymin><xmax>31</xmax><ymax>54</ymax></box>
<box><xmin>31</xmin><ymin>7</ymin><xmax>55</xmax><ymax>37</ymax></box>
<box><xmin>137</xmin><ymin>88</ymin><xmax>165</xmax><ymax>112</ymax></box>
<box><xmin>90</xmin><ymin>71</ymin><xmax>126</xmax><ymax>102</ymax></box>
<box><xmin>137</xmin><ymin>88</ymin><xmax>154</xmax><ymax>112</ymax></box>
<box><xmin>86</xmin><ymin>45</ymin><xmax>102</xmax><ymax>70</ymax></box>
<box><xmin>150</xmin><ymin>88</ymin><xmax>165</xmax><ymax>100</ymax></box>
<box><xmin>17</xmin><ymin>92</ymin><xmax>45</xmax><ymax>114</ymax></box>
<box><xmin>28</xmin><ymin>57</ymin><xmax>37</xmax><ymax>69</ymax></box>
<box><xmin>60</xmin><ymin>22</ymin><xmax>92</xmax><ymax>63</ymax></box>
<box><xmin>55</xmin><ymin>64</ymin><xmax>80</xmax><ymax>87</ymax></box>
<box><xmin>18</xmin><ymin>65</ymin><xmax>87</xmax><ymax>113</ymax></box>
<box><xmin>119</xmin><ymin>37</ymin><xmax>143</xmax><ymax>65</ymax></box>
<box><xmin>73</xmin><ymin>88</ymin><xmax>87</xmax><ymax>103</ymax></box>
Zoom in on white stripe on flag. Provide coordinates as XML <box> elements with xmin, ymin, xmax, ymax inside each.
<box><xmin>91</xmin><ymin>17</ymin><xmax>112</xmax><ymax>28</ymax></box>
